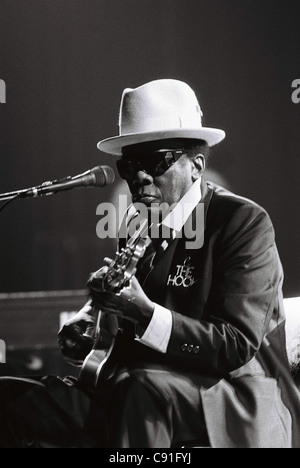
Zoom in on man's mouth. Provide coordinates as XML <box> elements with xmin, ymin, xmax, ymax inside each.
<box><xmin>133</xmin><ymin>193</ymin><xmax>158</xmax><ymax>203</ymax></box>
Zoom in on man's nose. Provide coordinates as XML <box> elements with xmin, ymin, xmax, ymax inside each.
<box><xmin>133</xmin><ymin>170</ymin><xmax>153</xmax><ymax>186</ymax></box>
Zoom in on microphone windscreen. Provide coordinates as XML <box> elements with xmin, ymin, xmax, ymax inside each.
<box><xmin>93</xmin><ymin>165</ymin><xmax>115</xmax><ymax>186</ymax></box>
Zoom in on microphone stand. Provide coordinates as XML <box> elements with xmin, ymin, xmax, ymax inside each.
<box><xmin>0</xmin><ymin>165</ymin><xmax>115</xmax><ymax>213</ymax></box>
<box><xmin>0</xmin><ymin>194</ymin><xmax>20</xmax><ymax>213</ymax></box>
<box><xmin>0</xmin><ymin>178</ymin><xmax>72</xmax><ymax>213</ymax></box>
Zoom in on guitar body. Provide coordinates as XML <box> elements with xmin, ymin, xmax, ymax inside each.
<box><xmin>79</xmin><ymin>220</ymin><xmax>150</xmax><ymax>388</ymax></box>
<box><xmin>79</xmin><ymin>338</ymin><xmax>116</xmax><ymax>387</ymax></box>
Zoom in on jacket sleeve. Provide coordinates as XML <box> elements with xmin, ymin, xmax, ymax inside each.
<box><xmin>166</xmin><ymin>203</ymin><xmax>283</xmax><ymax>375</ymax></box>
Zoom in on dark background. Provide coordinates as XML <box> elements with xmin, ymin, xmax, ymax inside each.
<box><xmin>0</xmin><ymin>0</ymin><xmax>300</xmax><ymax>298</ymax></box>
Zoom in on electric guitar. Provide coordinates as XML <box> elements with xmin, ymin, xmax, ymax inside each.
<box><xmin>79</xmin><ymin>220</ymin><xmax>150</xmax><ymax>388</ymax></box>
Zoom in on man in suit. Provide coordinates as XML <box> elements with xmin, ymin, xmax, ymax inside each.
<box><xmin>1</xmin><ymin>79</ymin><xmax>299</xmax><ymax>448</ymax></box>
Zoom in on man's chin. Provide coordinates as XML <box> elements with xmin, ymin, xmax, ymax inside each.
<box><xmin>133</xmin><ymin>196</ymin><xmax>158</xmax><ymax>205</ymax></box>
<box><xmin>132</xmin><ymin>198</ymin><xmax>171</xmax><ymax>219</ymax></box>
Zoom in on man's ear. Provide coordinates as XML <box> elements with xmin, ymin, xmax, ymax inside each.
<box><xmin>191</xmin><ymin>153</ymin><xmax>205</xmax><ymax>181</ymax></box>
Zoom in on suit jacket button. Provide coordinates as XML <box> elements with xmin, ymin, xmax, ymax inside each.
<box><xmin>181</xmin><ymin>344</ymin><xmax>188</xmax><ymax>352</ymax></box>
<box><xmin>187</xmin><ymin>345</ymin><xmax>194</xmax><ymax>352</ymax></box>
<box><xmin>193</xmin><ymin>346</ymin><xmax>200</xmax><ymax>354</ymax></box>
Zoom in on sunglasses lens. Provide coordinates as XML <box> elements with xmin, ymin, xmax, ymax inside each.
<box><xmin>116</xmin><ymin>160</ymin><xmax>138</xmax><ymax>180</ymax></box>
<box><xmin>117</xmin><ymin>151</ymin><xmax>182</xmax><ymax>180</ymax></box>
<box><xmin>141</xmin><ymin>153</ymin><xmax>169</xmax><ymax>177</ymax></box>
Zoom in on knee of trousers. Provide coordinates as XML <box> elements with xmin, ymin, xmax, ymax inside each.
<box><xmin>109</xmin><ymin>368</ymin><xmax>169</xmax><ymax>407</ymax></box>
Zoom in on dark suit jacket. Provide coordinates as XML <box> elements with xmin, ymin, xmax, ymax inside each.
<box><xmin>109</xmin><ymin>179</ymin><xmax>300</xmax><ymax>447</ymax></box>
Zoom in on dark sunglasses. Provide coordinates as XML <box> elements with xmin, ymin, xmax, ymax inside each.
<box><xmin>116</xmin><ymin>150</ymin><xmax>184</xmax><ymax>181</ymax></box>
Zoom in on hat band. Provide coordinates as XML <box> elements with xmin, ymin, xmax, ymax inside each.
<box><xmin>119</xmin><ymin>112</ymin><xmax>203</xmax><ymax>136</ymax></box>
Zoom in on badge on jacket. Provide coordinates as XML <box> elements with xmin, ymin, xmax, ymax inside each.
<box><xmin>167</xmin><ymin>257</ymin><xmax>197</xmax><ymax>288</ymax></box>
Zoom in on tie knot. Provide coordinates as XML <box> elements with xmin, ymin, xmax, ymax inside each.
<box><xmin>149</xmin><ymin>233</ymin><xmax>162</xmax><ymax>250</ymax></box>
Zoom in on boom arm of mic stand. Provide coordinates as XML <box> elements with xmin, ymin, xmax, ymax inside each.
<box><xmin>0</xmin><ymin>190</ymin><xmax>30</xmax><ymax>201</ymax></box>
<box><xmin>0</xmin><ymin>182</ymin><xmax>54</xmax><ymax>213</ymax></box>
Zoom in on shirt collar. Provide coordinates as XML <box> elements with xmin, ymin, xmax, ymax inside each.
<box><xmin>161</xmin><ymin>177</ymin><xmax>202</xmax><ymax>234</ymax></box>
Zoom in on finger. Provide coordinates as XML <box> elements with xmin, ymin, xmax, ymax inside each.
<box><xmin>58</xmin><ymin>334</ymin><xmax>93</xmax><ymax>361</ymax></box>
<box><xmin>130</xmin><ymin>276</ymin><xmax>140</xmax><ymax>287</ymax></box>
<box><xmin>119</xmin><ymin>285</ymin><xmax>133</xmax><ymax>301</ymax></box>
<box><xmin>64</xmin><ymin>339</ymin><xmax>77</xmax><ymax>349</ymax></box>
<box><xmin>58</xmin><ymin>323</ymin><xmax>92</xmax><ymax>349</ymax></box>
<box><xmin>103</xmin><ymin>257</ymin><xmax>113</xmax><ymax>266</ymax></box>
<box><xmin>93</xmin><ymin>265</ymin><xmax>109</xmax><ymax>278</ymax></box>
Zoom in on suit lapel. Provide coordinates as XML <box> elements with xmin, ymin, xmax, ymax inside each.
<box><xmin>142</xmin><ymin>179</ymin><xmax>214</xmax><ymax>300</ymax></box>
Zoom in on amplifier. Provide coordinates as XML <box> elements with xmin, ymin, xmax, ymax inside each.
<box><xmin>0</xmin><ymin>289</ymin><xmax>87</xmax><ymax>377</ymax></box>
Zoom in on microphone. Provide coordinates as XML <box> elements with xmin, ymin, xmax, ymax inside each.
<box><xmin>0</xmin><ymin>165</ymin><xmax>115</xmax><ymax>201</ymax></box>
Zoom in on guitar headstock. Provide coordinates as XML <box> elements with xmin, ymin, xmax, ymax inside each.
<box><xmin>101</xmin><ymin>220</ymin><xmax>150</xmax><ymax>293</ymax></box>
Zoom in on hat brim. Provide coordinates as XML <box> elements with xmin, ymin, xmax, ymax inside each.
<box><xmin>97</xmin><ymin>128</ymin><xmax>225</xmax><ymax>155</ymax></box>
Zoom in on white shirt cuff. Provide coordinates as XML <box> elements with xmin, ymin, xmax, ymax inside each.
<box><xmin>135</xmin><ymin>303</ymin><xmax>173</xmax><ymax>353</ymax></box>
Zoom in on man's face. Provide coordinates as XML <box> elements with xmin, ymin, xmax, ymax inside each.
<box><xmin>119</xmin><ymin>139</ymin><xmax>199</xmax><ymax>210</ymax></box>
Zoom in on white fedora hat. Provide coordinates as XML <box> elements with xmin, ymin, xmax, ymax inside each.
<box><xmin>97</xmin><ymin>79</ymin><xmax>225</xmax><ymax>155</ymax></box>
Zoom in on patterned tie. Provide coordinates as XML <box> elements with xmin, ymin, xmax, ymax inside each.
<box><xmin>136</xmin><ymin>225</ymin><xmax>173</xmax><ymax>284</ymax></box>
<box><xmin>136</xmin><ymin>236</ymin><xmax>160</xmax><ymax>284</ymax></box>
